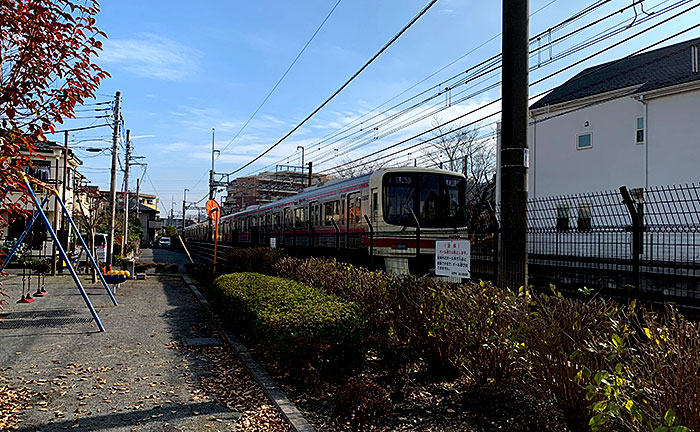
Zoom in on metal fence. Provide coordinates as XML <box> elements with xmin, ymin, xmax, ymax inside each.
<box><xmin>491</xmin><ymin>183</ymin><xmax>700</xmax><ymax>306</ymax></box>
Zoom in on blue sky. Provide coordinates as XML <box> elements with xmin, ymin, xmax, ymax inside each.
<box><xmin>50</xmin><ymin>0</ymin><xmax>700</xmax><ymax>217</ymax></box>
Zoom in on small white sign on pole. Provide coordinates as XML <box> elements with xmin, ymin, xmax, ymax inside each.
<box><xmin>269</xmin><ymin>237</ymin><xmax>277</xmax><ymax>249</ymax></box>
<box><xmin>435</xmin><ymin>240</ymin><xmax>471</xmax><ymax>278</ymax></box>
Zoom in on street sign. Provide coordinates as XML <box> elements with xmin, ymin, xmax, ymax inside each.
<box><xmin>206</xmin><ymin>199</ymin><xmax>221</xmax><ymax>222</ymax></box>
<box><xmin>435</xmin><ymin>240</ymin><xmax>471</xmax><ymax>278</ymax></box>
<box><xmin>270</xmin><ymin>237</ymin><xmax>277</xmax><ymax>249</ymax></box>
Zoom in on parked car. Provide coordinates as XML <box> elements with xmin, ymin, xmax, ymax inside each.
<box><xmin>158</xmin><ymin>237</ymin><xmax>171</xmax><ymax>248</ymax></box>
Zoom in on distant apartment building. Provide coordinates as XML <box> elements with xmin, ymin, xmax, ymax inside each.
<box><xmin>223</xmin><ymin>169</ymin><xmax>333</xmax><ymax>214</ymax></box>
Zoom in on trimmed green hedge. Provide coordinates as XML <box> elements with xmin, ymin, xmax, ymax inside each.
<box><xmin>212</xmin><ymin>272</ymin><xmax>366</xmax><ymax>371</ymax></box>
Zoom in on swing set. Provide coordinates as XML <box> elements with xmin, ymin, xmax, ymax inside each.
<box><xmin>0</xmin><ymin>172</ymin><xmax>118</xmax><ymax>332</ymax></box>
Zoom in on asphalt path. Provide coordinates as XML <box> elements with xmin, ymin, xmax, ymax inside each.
<box><xmin>0</xmin><ymin>268</ymin><xmax>288</xmax><ymax>430</ymax></box>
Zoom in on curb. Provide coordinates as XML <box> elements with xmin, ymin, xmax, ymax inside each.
<box><xmin>181</xmin><ymin>275</ymin><xmax>316</xmax><ymax>432</ymax></box>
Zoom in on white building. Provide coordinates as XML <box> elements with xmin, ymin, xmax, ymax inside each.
<box><xmin>497</xmin><ymin>37</ymin><xmax>700</xmax><ymax>201</ymax></box>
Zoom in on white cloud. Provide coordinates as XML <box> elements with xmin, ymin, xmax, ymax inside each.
<box><xmin>99</xmin><ymin>33</ymin><xmax>202</xmax><ymax>81</ymax></box>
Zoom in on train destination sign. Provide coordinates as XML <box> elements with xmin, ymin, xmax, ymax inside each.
<box><xmin>435</xmin><ymin>240</ymin><xmax>471</xmax><ymax>278</ymax></box>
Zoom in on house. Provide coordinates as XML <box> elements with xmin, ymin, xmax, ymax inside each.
<box><xmin>99</xmin><ymin>191</ymin><xmax>161</xmax><ymax>247</ymax></box>
<box><xmin>2</xmin><ymin>140</ymin><xmax>85</xmax><ymax>255</ymax></box>
<box><xmin>496</xmin><ymin>36</ymin><xmax>700</xmax><ymax>201</ymax></box>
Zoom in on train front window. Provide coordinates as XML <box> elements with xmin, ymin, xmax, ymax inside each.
<box><xmin>383</xmin><ymin>173</ymin><xmax>467</xmax><ymax>228</ymax></box>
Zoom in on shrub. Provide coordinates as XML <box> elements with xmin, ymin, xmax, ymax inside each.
<box><xmin>220</xmin><ymin>247</ymin><xmax>286</xmax><ymax>275</ymax></box>
<box><xmin>331</xmin><ymin>377</ymin><xmax>393</xmax><ymax>432</ymax></box>
<box><xmin>211</xmin><ymin>272</ymin><xmax>366</xmax><ymax>372</ymax></box>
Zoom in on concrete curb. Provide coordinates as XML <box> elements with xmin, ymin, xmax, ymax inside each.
<box><xmin>181</xmin><ymin>275</ymin><xmax>316</xmax><ymax>432</ymax></box>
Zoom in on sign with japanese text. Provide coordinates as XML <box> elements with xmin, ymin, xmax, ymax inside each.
<box><xmin>435</xmin><ymin>240</ymin><xmax>471</xmax><ymax>278</ymax></box>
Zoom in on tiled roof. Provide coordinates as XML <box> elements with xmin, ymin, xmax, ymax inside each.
<box><xmin>531</xmin><ymin>37</ymin><xmax>700</xmax><ymax>110</ymax></box>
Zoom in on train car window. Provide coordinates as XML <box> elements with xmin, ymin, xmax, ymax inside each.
<box><xmin>309</xmin><ymin>202</ymin><xmax>318</xmax><ymax>226</ymax></box>
<box><xmin>347</xmin><ymin>193</ymin><xmax>362</xmax><ymax>224</ymax></box>
<box><xmin>284</xmin><ymin>208</ymin><xmax>292</xmax><ymax>228</ymax></box>
<box><xmin>274</xmin><ymin>212</ymin><xmax>281</xmax><ymax>229</ymax></box>
<box><xmin>324</xmin><ymin>201</ymin><xmax>340</xmax><ymax>225</ymax></box>
<box><xmin>294</xmin><ymin>207</ymin><xmax>306</xmax><ymax>228</ymax></box>
<box><xmin>250</xmin><ymin>216</ymin><xmax>257</xmax><ymax>228</ymax></box>
<box><xmin>383</xmin><ymin>173</ymin><xmax>467</xmax><ymax>228</ymax></box>
<box><xmin>340</xmin><ymin>200</ymin><xmax>345</xmax><ymax>225</ymax></box>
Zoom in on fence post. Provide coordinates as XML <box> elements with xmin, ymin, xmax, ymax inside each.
<box><xmin>331</xmin><ymin>218</ymin><xmax>340</xmax><ymax>257</ymax></box>
<box><xmin>364</xmin><ymin>215</ymin><xmax>374</xmax><ymax>268</ymax></box>
<box><xmin>619</xmin><ymin>186</ymin><xmax>642</xmax><ymax>290</ymax></box>
<box><xmin>487</xmin><ymin>202</ymin><xmax>501</xmax><ymax>284</ymax></box>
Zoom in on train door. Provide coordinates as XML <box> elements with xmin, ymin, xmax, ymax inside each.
<box><xmin>347</xmin><ymin>192</ymin><xmax>363</xmax><ymax>248</ymax></box>
<box><xmin>371</xmin><ymin>187</ymin><xmax>379</xmax><ymax>224</ymax></box>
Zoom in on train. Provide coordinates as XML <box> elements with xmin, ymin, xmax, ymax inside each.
<box><xmin>183</xmin><ymin>167</ymin><xmax>471</xmax><ymax>273</ymax></box>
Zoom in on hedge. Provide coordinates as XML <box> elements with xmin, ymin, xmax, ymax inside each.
<box><xmin>211</xmin><ymin>272</ymin><xmax>366</xmax><ymax>371</ymax></box>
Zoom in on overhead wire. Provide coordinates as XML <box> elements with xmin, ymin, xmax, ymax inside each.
<box><xmin>246</xmin><ymin>0</ymin><xmax>624</xmax><ymax>176</ymax></box>
<box><xmin>225</xmin><ymin>0</ymin><xmax>441</xmax><ymax>177</ymax></box>
<box><xmin>217</xmin><ymin>0</ymin><xmax>343</xmax><ymax>156</ymax></box>
<box><xmin>325</xmin><ymin>3</ymin><xmax>700</xmax><ymax>174</ymax></box>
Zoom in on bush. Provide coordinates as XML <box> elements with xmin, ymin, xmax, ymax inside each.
<box><xmin>331</xmin><ymin>377</ymin><xmax>393</xmax><ymax>432</ymax></box>
<box><xmin>211</xmin><ymin>272</ymin><xmax>366</xmax><ymax>372</ymax></box>
<box><xmin>220</xmin><ymin>247</ymin><xmax>286</xmax><ymax>275</ymax></box>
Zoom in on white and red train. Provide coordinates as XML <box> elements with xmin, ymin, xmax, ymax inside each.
<box><xmin>183</xmin><ymin>167</ymin><xmax>469</xmax><ymax>273</ymax></box>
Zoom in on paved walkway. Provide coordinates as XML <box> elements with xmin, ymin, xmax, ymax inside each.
<box><xmin>0</xmin><ymin>271</ymin><xmax>289</xmax><ymax>431</ymax></box>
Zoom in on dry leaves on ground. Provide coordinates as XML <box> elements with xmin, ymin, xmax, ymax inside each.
<box><xmin>169</xmin><ymin>342</ymin><xmax>290</xmax><ymax>432</ymax></box>
<box><xmin>0</xmin><ymin>372</ymin><xmax>36</xmax><ymax>430</ymax></box>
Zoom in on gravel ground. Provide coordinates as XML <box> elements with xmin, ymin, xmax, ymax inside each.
<box><xmin>0</xmin><ymin>272</ymin><xmax>290</xmax><ymax>431</ymax></box>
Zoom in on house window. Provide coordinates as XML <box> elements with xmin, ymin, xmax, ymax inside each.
<box><xmin>577</xmin><ymin>202</ymin><xmax>592</xmax><ymax>232</ymax></box>
<box><xmin>635</xmin><ymin>117</ymin><xmax>644</xmax><ymax>144</ymax></box>
<box><xmin>577</xmin><ymin>133</ymin><xmax>592</xmax><ymax>150</ymax></box>
<box><xmin>556</xmin><ymin>203</ymin><xmax>570</xmax><ymax>231</ymax></box>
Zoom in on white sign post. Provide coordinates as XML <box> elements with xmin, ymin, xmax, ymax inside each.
<box><xmin>269</xmin><ymin>237</ymin><xmax>277</xmax><ymax>249</ymax></box>
<box><xmin>435</xmin><ymin>240</ymin><xmax>471</xmax><ymax>278</ymax></box>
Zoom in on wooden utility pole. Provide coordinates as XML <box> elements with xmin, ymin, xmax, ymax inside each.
<box><xmin>499</xmin><ymin>0</ymin><xmax>529</xmax><ymax>289</ymax></box>
<box><xmin>107</xmin><ymin>91</ymin><xmax>121</xmax><ymax>266</ymax></box>
<box><xmin>121</xmin><ymin>130</ymin><xmax>131</xmax><ymax>254</ymax></box>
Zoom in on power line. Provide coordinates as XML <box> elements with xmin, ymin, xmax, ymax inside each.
<box><xmin>247</xmin><ymin>0</ymin><xmax>625</xmax><ymax>176</ymax></box>
<box><xmin>225</xmin><ymin>0</ymin><xmax>440</xmax><ymax>177</ymax></box>
<box><xmin>217</xmin><ymin>0</ymin><xmax>343</xmax><ymax>156</ymax></box>
<box><xmin>326</xmin><ymin>8</ymin><xmax>700</xmax><ymax>174</ymax></box>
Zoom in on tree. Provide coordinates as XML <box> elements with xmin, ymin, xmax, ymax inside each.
<box><xmin>1</xmin><ymin>0</ymin><xmax>108</xmax><ymax>298</ymax></box>
<box><xmin>421</xmin><ymin>116</ymin><xmax>497</xmax><ymax>227</ymax></box>
<box><xmin>334</xmin><ymin>157</ymin><xmax>388</xmax><ymax>179</ymax></box>
<box><xmin>1</xmin><ymin>0</ymin><xmax>109</xmax><ymax>219</ymax></box>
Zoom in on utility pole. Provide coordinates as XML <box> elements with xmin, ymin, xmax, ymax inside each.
<box><xmin>499</xmin><ymin>0</ymin><xmax>529</xmax><ymax>289</ymax></box>
<box><xmin>209</xmin><ymin>128</ymin><xmax>215</xmax><ymax>241</ymax></box>
<box><xmin>121</xmin><ymin>130</ymin><xmax>131</xmax><ymax>254</ymax></box>
<box><xmin>182</xmin><ymin>189</ymin><xmax>188</xmax><ymax>233</ymax></box>
<box><xmin>51</xmin><ymin>159</ymin><xmax>59</xmax><ymax>275</ymax></box>
<box><xmin>62</xmin><ymin>130</ymin><xmax>69</xmax><ymax>249</ymax></box>
<box><xmin>107</xmin><ymin>91</ymin><xmax>121</xmax><ymax>267</ymax></box>
<box><xmin>135</xmin><ymin>178</ymin><xmax>140</xmax><ymax>244</ymax></box>
<box><xmin>297</xmin><ymin>146</ymin><xmax>304</xmax><ymax>174</ymax></box>
<box><xmin>307</xmin><ymin>161</ymin><xmax>313</xmax><ymax>187</ymax></box>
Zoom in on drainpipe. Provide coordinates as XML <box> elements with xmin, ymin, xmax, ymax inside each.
<box><xmin>637</xmin><ymin>95</ymin><xmax>649</xmax><ymax>188</ymax></box>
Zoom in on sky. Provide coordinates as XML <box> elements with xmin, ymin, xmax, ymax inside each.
<box><xmin>49</xmin><ymin>0</ymin><xmax>700</xmax><ymax>217</ymax></box>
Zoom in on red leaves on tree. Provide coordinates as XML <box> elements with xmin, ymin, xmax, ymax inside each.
<box><xmin>1</xmin><ymin>0</ymin><xmax>109</xmax><ymax>305</ymax></box>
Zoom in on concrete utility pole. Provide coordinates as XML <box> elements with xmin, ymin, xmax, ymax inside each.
<box><xmin>51</xmin><ymin>159</ymin><xmax>59</xmax><ymax>275</ymax></box>
<box><xmin>499</xmin><ymin>0</ymin><xmax>529</xmax><ymax>289</ymax></box>
<box><xmin>307</xmin><ymin>161</ymin><xmax>313</xmax><ymax>187</ymax></box>
<box><xmin>107</xmin><ymin>91</ymin><xmax>121</xmax><ymax>267</ymax></box>
<box><xmin>182</xmin><ymin>188</ymin><xmax>188</xmax><ymax>233</ymax></box>
<box><xmin>135</xmin><ymin>178</ymin><xmax>140</xmax><ymax>241</ymax></box>
<box><xmin>121</xmin><ymin>130</ymin><xmax>131</xmax><ymax>254</ymax></box>
<box><xmin>62</xmin><ymin>130</ymin><xmax>69</xmax><ymax>249</ymax></box>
